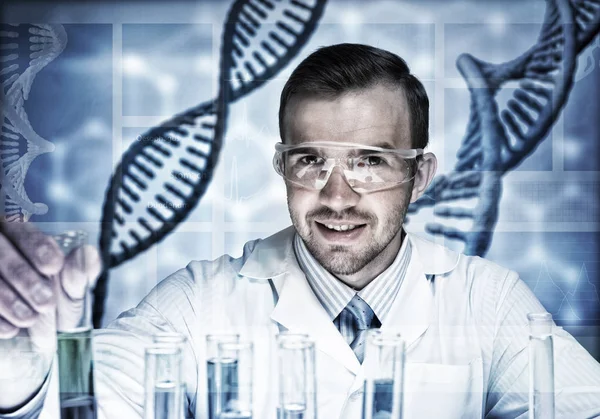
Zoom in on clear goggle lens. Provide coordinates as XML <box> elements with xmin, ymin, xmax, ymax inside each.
<box><xmin>273</xmin><ymin>142</ymin><xmax>423</xmax><ymax>192</ymax></box>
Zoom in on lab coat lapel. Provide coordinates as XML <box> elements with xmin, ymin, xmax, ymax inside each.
<box><xmin>238</xmin><ymin>226</ymin><xmax>361</xmax><ymax>375</ymax></box>
<box><xmin>381</xmin><ymin>233</ymin><xmax>460</xmax><ymax>348</ymax></box>
<box><xmin>346</xmin><ymin>235</ymin><xmax>442</xmax><ymax>395</ymax></box>
<box><xmin>270</xmin><ymin>260</ymin><xmax>361</xmax><ymax>375</ymax></box>
<box><xmin>380</xmin><ymin>249</ymin><xmax>433</xmax><ymax>349</ymax></box>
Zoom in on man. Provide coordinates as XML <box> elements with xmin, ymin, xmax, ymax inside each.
<box><xmin>0</xmin><ymin>43</ymin><xmax>599</xmax><ymax>418</ymax></box>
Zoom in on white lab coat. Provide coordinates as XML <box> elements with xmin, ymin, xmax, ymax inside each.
<box><xmin>232</xmin><ymin>226</ymin><xmax>484</xmax><ymax>419</ymax></box>
<box><xmin>12</xmin><ymin>226</ymin><xmax>600</xmax><ymax>419</ymax></box>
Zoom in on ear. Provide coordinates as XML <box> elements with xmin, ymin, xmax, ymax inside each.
<box><xmin>410</xmin><ymin>152</ymin><xmax>437</xmax><ymax>203</ymax></box>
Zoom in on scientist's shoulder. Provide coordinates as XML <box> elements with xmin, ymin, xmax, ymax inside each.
<box><xmin>407</xmin><ymin>232</ymin><xmax>517</xmax><ymax>295</ymax></box>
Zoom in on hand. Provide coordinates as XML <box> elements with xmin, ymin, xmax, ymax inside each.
<box><xmin>0</xmin><ymin>219</ymin><xmax>101</xmax><ymax>411</ymax></box>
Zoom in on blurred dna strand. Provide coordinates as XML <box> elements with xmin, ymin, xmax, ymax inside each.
<box><xmin>0</xmin><ymin>24</ymin><xmax>67</xmax><ymax>222</ymax></box>
<box><xmin>408</xmin><ymin>0</ymin><xmax>600</xmax><ymax>256</ymax></box>
<box><xmin>95</xmin><ymin>0</ymin><xmax>328</xmax><ymax>326</ymax></box>
<box><xmin>575</xmin><ymin>31</ymin><xmax>600</xmax><ymax>81</ymax></box>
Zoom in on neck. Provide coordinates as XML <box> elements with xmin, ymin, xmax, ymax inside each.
<box><xmin>335</xmin><ymin>228</ymin><xmax>405</xmax><ymax>290</ymax></box>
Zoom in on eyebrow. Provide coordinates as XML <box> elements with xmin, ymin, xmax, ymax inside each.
<box><xmin>285</xmin><ymin>141</ymin><xmax>402</xmax><ymax>157</ymax></box>
<box><xmin>297</xmin><ymin>141</ymin><xmax>398</xmax><ymax>149</ymax></box>
<box><xmin>370</xmin><ymin>142</ymin><xmax>397</xmax><ymax>150</ymax></box>
<box><xmin>287</xmin><ymin>147</ymin><xmax>320</xmax><ymax>156</ymax></box>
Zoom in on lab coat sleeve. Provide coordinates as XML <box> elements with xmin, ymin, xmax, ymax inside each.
<box><xmin>0</xmin><ymin>244</ymin><xmax>249</xmax><ymax>419</ymax></box>
<box><xmin>93</xmin><ymin>262</ymin><xmax>203</xmax><ymax>419</ymax></box>
<box><xmin>0</xmin><ymin>363</ymin><xmax>54</xmax><ymax>419</ymax></box>
<box><xmin>93</xmin><ymin>252</ymin><xmax>244</xmax><ymax>419</ymax></box>
<box><xmin>483</xmin><ymin>270</ymin><xmax>600</xmax><ymax>418</ymax></box>
<box><xmin>0</xmin><ymin>231</ymin><xmax>264</xmax><ymax>419</ymax></box>
<box><xmin>0</xmin><ymin>270</ymin><xmax>198</xmax><ymax>419</ymax></box>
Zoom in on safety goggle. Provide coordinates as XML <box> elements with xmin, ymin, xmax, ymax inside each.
<box><xmin>273</xmin><ymin>141</ymin><xmax>424</xmax><ymax>192</ymax></box>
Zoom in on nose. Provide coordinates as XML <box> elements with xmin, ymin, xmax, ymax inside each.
<box><xmin>319</xmin><ymin>166</ymin><xmax>360</xmax><ymax>211</ymax></box>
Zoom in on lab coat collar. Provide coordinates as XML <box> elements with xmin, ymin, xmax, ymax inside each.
<box><xmin>237</xmin><ymin>226</ymin><xmax>295</xmax><ymax>280</ymax></box>
<box><xmin>408</xmin><ymin>232</ymin><xmax>461</xmax><ymax>276</ymax></box>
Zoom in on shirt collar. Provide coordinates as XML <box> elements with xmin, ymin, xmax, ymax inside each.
<box><xmin>293</xmin><ymin>231</ymin><xmax>412</xmax><ymax>323</ymax></box>
<box><xmin>359</xmin><ymin>238</ymin><xmax>411</xmax><ymax>322</ymax></box>
<box><xmin>293</xmin><ymin>234</ymin><xmax>354</xmax><ymax>319</ymax></box>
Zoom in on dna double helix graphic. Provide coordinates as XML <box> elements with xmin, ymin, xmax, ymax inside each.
<box><xmin>95</xmin><ymin>0</ymin><xmax>328</xmax><ymax>326</ymax></box>
<box><xmin>575</xmin><ymin>30</ymin><xmax>600</xmax><ymax>81</ymax></box>
<box><xmin>0</xmin><ymin>24</ymin><xmax>67</xmax><ymax>222</ymax></box>
<box><xmin>408</xmin><ymin>0</ymin><xmax>600</xmax><ymax>257</ymax></box>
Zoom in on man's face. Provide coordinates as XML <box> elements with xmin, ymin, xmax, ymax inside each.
<box><xmin>283</xmin><ymin>84</ymin><xmax>424</xmax><ymax>288</ymax></box>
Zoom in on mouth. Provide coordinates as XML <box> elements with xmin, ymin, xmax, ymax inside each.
<box><xmin>314</xmin><ymin>220</ymin><xmax>367</xmax><ymax>242</ymax></box>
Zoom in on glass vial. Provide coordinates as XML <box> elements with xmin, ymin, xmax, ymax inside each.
<box><xmin>362</xmin><ymin>330</ymin><xmax>404</xmax><ymax>419</ymax></box>
<box><xmin>153</xmin><ymin>333</ymin><xmax>187</xmax><ymax>419</ymax></box>
<box><xmin>206</xmin><ymin>334</ymin><xmax>240</xmax><ymax>419</ymax></box>
<box><xmin>153</xmin><ymin>332</ymin><xmax>186</xmax><ymax>348</ymax></box>
<box><xmin>144</xmin><ymin>345</ymin><xmax>183</xmax><ymax>419</ymax></box>
<box><xmin>528</xmin><ymin>312</ymin><xmax>555</xmax><ymax>419</ymax></box>
<box><xmin>277</xmin><ymin>334</ymin><xmax>316</xmax><ymax>419</ymax></box>
<box><xmin>54</xmin><ymin>230</ymin><xmax>97</xmax><ymax>419</ymax></box>
<box><xmin>216</xmin><ymin>341</ymin><xmax>254</xmax><ymax>419</ymax></box>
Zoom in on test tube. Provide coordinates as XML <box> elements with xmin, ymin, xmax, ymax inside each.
<box><xmin>144</xmin><ymin>345</ymin><xmax>183</xmax><ymax>419</ymax></box>
<box><xmin>206</xmin><ymin>334</ymin><xmax>240</xmax><ymax>419</ymax></box>
<box><xmin>217</xmin><ymin>341</ymin><xmax>254</xmax><ymax>419</ymax></box>
<box><xmin>153</xmin><ymin>333</ymin><xmax>187</xmax><ymax>418</ymax></box>
<box><xmin>276</xmin><ymin>332</ymin><xmax>309</xmax><ymax>344</ymax></box>
<box><xmin>277</xmin><ymin>334</ymin><xmax>316</xmax><ymax>419</ymax></box>
<box><xmin>362</xmin><ymin>330</ymin><xmax>404</xmax><ymax>419</ymax></box>
<box><xmin>54</xmin><ymin>230</ymin><xmax>97</xmax><ymax>419</ymax></box>
<box><xmin>275</xmin><ymin>332</ymin><xmax>310</xmax><ymax>418</ymax></box>
<box><xmin>528</xmin><ymin>312</ymin><xmax>555</xmax><ymax>419</ymax></box>
<box><xmin>154</xmin><ymin>332</ymin><xmax>186</xmax><ymax>348</ymax></box>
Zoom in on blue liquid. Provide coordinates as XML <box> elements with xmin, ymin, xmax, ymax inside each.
<box><xmin>154</xmin><ymin>381</ymin><xmax>180</xmax><ymax>419</ymax></box>
<box><xmin>363</xmin><ymin>379</ymin><xmax>396</xmax><ymax>418</ymax></box>
<box><xmin>218</xmin><ymin>411</ymin><xmax>252</xmax><ymax>419</ymax></box>
<box><xmin>277</xmin><ymin>403</ymin><xmax>305</xmax><ymax>419</ymax></box>
<box><xmin>207</xmin><ymin>358</ymin><xmax>239</xmax><ymax>419</ymax></box>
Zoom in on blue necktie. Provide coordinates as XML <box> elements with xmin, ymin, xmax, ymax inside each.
<box><xmin>344</xmin><ymin>294</ymin><xmax>381</xmax><ymax>363</ymax></box>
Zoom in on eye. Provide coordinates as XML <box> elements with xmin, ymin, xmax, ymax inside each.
<box><xmin>357</xmin><ymin>155</ymin><xmax>385</xmax><ymax>167</ymax></box>
<box><xmin>298</xmin><ymin>155</ymin><xmax>322</xmax><ymax>165</ymax></box>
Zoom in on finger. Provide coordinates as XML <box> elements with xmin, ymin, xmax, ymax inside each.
<box><xmin>60</xmin><ymin>249</ymin><xmax>88</xmax><ymax>301</ymax></box>
<box><xmin>0</xmin><ymin>220</ymin><xmax>64</xmax><ymax>277</ymax></box>
<box><xmin>82</xmin><ymin>245</ymin><xmax>102</xmax><ymax>289</ymax></box>
<box><xmin>55</xmin><ymin>274</ymin><xmax>85</xmax><ymax>333</ymax></box>
<box><xmin>0</xmin><ymin>277</ymin><xmax>38</xmax><ymax>328</ymax></box>
<box><xmin>60</xmin><ymin>245</ymin><xmax>102</xmax><ymax>300</ymax></box>
<box><xmin>0</xmin><ymin>235</ymin><xmax>56</xmax><ymax>313</ymax></box>
<box><xmin>27</xmin><ymin>297</ymin><xmax>57</xmax><ymax>354</ymax></box>
<box><xmin>0</xmin><ymin>315</ymin><xmax>19</xmax><ymax>339</ymax></box>
<box><xmin>55</xmin><ymin>245</ymin><xmax>102</xmax><ymax>333</ymax></box>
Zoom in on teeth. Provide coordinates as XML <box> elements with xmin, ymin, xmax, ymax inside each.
<box><xmin>325</xmin><ymin>224</ymin><xmax>357</xmax><ymax>232</ymax></box>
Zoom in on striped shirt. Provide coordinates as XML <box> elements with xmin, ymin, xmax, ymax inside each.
<box><xmin>293</xmin><ymin>232</ymin><xmax>411</xmax><ymax>345</ymax></box>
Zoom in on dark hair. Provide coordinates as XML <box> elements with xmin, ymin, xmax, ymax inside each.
<box><xmin>279</xmin><ymin>43</ymin><xmax>429</xmax><ymax>149</ymax></box>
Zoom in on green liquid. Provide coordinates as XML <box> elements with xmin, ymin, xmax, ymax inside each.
<box><xmin>57</xmin><ymin>329</ymin><xmax>96</xmax><ymax>419</ymax></box>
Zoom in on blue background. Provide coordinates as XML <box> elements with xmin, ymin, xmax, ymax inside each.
<box><xmin>2</xmin><ymin>0</ymin><xmax>599</xmax><ymax>357</ymax></box>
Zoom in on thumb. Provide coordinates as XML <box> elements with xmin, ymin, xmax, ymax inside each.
<box><xmin>56</xmin><ymin>245</ymin><xmax>102</xmax><ymax>332</ymax></box>
<box><xmin>19</xmin><ymin>246</ymin><xmax>102</xmax><ymax>388</ymax></box>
